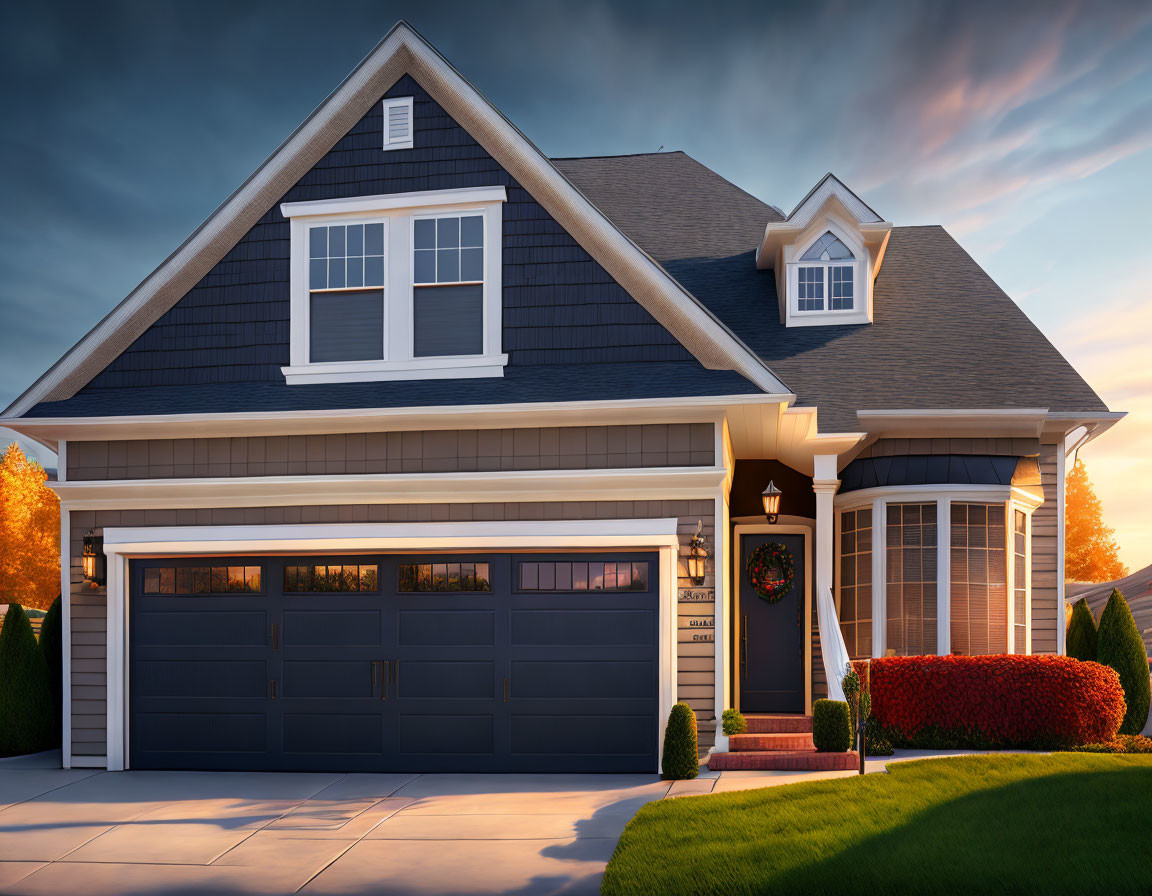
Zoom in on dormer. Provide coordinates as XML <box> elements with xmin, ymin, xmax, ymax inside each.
<box><xmin>755</xmin><ymin>174</ymin><xmax>892</xmax><ymax>327</ymax></box>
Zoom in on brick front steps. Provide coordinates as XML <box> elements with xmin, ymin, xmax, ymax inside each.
<box><xmin>708</xmin><ymin>714</ymin><xmax>858</xmax><ymax>772</ymax></box>
<box><xmin>709</xmin><ymin>749</ymin><xmax>860</xmax><ymax>771</ymax></box>
<box><xmin>745</xmin><ymin>714</ymin><xmax>812</xmax><ymax>733</ymax></box>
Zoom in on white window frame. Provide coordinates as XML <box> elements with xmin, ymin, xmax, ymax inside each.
<box><xmin>782</xmin><ymin>217</ymin><xmax>871</xmax><ymax>327</ymax></box>
<box><xmin>382</xmin><ymin>97</ymin><xmax>414</xmax><ymax>151</ymax></box>
<box><xmin>834</xmin><ymin>484</ymin><xmax>1043</xmax><ymax>658</ymax></box>
<box><xmin>408</xmin><ymin>208</ymin><xmax>497</xmax><ymax>363</ymax></box>
<box><xmin>280</xmin><ymin>186</ymin><xmax>508</xmax><ymax>385</ymax></box>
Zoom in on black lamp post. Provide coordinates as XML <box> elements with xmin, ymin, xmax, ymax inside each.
<box><xmin>82</xmin><ymin>531</ymin><xmax>106</xmax><ymax>587</ymax></box>
<box><xmin>761</xmin><ymin>480</ymin><xmax>782</xmax><ymax>524</ymax></box>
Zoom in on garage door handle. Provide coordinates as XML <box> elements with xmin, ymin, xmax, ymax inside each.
<box><xmin>381</xmin><ymin>660</ymin><xmax>389</xmax><ymax>701</ymax></box>
<box><xmin>268</xmin><ymin>679</ymin><xmax>276</xmax><ymax>700</ymax></box>
<box><xmin>270</xmin><ymin>623</ymin><xmax>280</xmax><ymax>651</ymax></box>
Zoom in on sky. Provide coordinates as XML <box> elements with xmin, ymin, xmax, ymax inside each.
<box><xmin>0</xmin><ymin>0</ymin><xmax>1149</xmax><ymax>568</ymax></box>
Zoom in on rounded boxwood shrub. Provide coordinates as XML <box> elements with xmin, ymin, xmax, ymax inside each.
<box><xmin>868</xmin><ymin>654</ymin><xmax>1125</xmax><ymax>749</ymax></box>
<box><xmin>661</xmin><ymin>702</ymin><xmax>699</xmax><ymax>780</ymax></box>
<box><xmin>0</xmin><ymin>603</ymin><xmax>56</xmax><ymax>756</ymax></box>
<box><xmin>812</xmin><ymin>699</ymin><xmax>852</xmax><ymax>752</ymax></box>
<box><xmin>721</xmin><ymin>708</ymin><xmax>747</xmax><ymax>736</ymax></box>
<box><xmin>1097</xmin><ymin>589</ymin><xmax>1150</xmax><ymax>735</ymax></box>
<box><xmin>1066</xmin><ymin>597</ymin><xmax>1098</xmax><ymax>662</ymax></box>
<box><xmin>39</xmin><ymin>596</ymin><xmax>63</xmax><ymax>745</ymax></box>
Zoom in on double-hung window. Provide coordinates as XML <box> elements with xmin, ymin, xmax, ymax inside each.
<box><xmin>280</xmin><ymin>186</ymin><xmax>507</xmax><ymax>384</ymax></box>
<box><xmin>307</xmin><ymin>222</ymin><xmax>387</xmax><ymax>362</ymax></box>
<box><xmin>794</xmin><ymin>230</ymin><xmax>856</xmax><ymax>313</ymax></box>
<box><xmin>412</xmin><ymin>213</ymin><xmax>485</xmax><ymax>357</ymax></box>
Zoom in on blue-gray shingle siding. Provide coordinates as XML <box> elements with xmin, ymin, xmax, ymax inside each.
<box><xmin>28</xmin><ymin>75</ymin><xmax>756</xmax><ymax>417</ymax></box>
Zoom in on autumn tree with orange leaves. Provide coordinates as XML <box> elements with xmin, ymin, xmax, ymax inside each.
<box><xmin>1065</xmin><ymin>458</ymin><xmax>1127</xmax><ymax>584</ymax></box>
<box><xmin>0</xmin><ymin>443</ymin><xmax>60</xmax><ymax>611</ymax></box>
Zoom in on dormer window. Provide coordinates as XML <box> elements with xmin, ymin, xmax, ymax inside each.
<box><xmin>756</xmin><ymin>173</ymin><xmax>892</xmax><ymax>328</ymax></box>
<box><xmin>797</xmin><ymin>232</ymin><xmax>855</xmax><ymax>312</ymax></box>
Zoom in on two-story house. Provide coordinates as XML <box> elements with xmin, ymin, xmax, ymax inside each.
<box><xmin>1</xmin><ymin>23</ymin><xmax>1122</xmax><ymax>774</ymax></box>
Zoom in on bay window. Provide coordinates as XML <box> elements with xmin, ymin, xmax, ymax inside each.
<box><xmin>838</xmin><ymin>508</ymin><xmax>872</xmax><ymax>659</ymax></box>
<box><xmin>836</xmin><ymin>485</ymin><xmax>1041</xmax><ymax>658</ymax></box>
<box><xmin>885</xmin><ymin>503</ymin><xmax>938</xmax><ymax>656</ymax></box>
<box><xmin>949</xmin><ymin>503</ymin><xmax>1008</xmax><ymax>656</ymax></box>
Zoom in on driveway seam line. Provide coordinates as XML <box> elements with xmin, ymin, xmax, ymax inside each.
<box><xmin>293</xmin><ymin>774</ymin><xmax>425</xmax><ymax>893</ymax></box>
<box><xmin>0</xmin><ymin>769</ymin><xmax>104</xmax><ymax>817</ymax></box>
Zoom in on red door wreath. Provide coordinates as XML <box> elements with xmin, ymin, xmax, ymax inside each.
<box><xmin>745</xmin><ymin>542</ymin><xmax>795</xmax><ymax>603</ymax></box>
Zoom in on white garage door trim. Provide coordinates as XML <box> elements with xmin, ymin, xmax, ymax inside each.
<box><xmin>102</xmin><ymin>519</ymin><xmax>681</xmax><ymax>772</ymax></box>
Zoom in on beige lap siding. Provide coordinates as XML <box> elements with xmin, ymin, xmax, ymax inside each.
<box><xmin>1030</xmin><ymin>440</ymin><xmax>1061</xmax><ymax>654</ymax></box>
<box><xmin>67</xmin><ymin>424</ymin><xmax>715</xmax><ymax>480</ymax></box>
<box><xmin>68</xmin><ymin>499</ymin><xmax>716</xmax><ymax>761</ymax></box>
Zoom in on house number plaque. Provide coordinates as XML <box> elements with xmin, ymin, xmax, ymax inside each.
<box><xmin>678</xmin><ymin>587</ymin><xmax>715</xmax><ymax>603</ymax></box>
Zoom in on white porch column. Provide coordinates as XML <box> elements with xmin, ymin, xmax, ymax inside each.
<box><xmin>813</xmin><ymin>455</ymin><xmax>841</xmax><ymax>696</ymax></box>
<box><xmin>813</xmin><ymin>455</ymin><xmax>840</xmax><ymax>604</ymax></box>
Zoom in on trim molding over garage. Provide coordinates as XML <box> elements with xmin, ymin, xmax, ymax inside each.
<box><xmin>101</xmin><ymin>519</ymin><xmax>681</xmax><ymax>772</ymax></box>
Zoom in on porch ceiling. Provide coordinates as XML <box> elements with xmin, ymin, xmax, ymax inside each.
<box><xmin>724</xmin><ymin>403</ymin><xmax>863</xmax><ymax>475</ymax></box>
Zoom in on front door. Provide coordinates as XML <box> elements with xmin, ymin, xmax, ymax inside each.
<box><xmin>738</xmin><ymin>533</ymin><xmax>805</xmax><ymax>713</ymax></box>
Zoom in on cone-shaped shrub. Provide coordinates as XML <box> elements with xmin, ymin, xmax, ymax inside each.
<box><xmin>1066</xmin><ymin>597</ymin><xmax>1098</xmax><ymax>661</ymax></box>
<box><xmin>1098</xmin><ymin>589</ymin><xmax>1150</xmax><ymax>735</ymax></box>
<box><xmin>721</xmin><ymin>708</ymin><xmax>747</xmax><ymax>736</ymax></box>
<box><xmin>0</xmin><ymin>603</ymin><xmax>55</xmax><ymax>756</ymax></box>
<box><xmin>812</xmin><ymin>699</ymin><xmax>852</xmax><ymax>752</ymax></box>
<box><xmin>39</xmin><ymin>597</ymin><xmax>63</xmax><ymax>745</ymax></box>
<box><xmin>661</xmin><ymin>702</ymin><xmax>699</xmax><ymax>780</ymax></box>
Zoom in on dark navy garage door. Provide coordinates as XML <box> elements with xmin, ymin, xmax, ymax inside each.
<box><xmin>129</xmin><ymin>552</ymin><xmax>658</xmax><ymax>772</ymax></box>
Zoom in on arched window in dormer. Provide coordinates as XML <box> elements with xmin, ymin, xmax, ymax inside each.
<box><xmin>797</xmin><ymin>231</ymin><xmax>855</xmax><ymax>312</ymax></box>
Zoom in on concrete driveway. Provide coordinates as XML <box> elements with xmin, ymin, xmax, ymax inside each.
<box><xmin>0</xmin><ymin>751</ymin><xmax>679</xmax><ymax>895</ymax></box>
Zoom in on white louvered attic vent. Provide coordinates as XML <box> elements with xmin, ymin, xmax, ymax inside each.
<box><xmin>382</xmin><ymin>97</ymin><xmax>414</xmax><ymax>150</ymax></box>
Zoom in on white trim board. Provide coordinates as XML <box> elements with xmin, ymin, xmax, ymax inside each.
<box><xmin>99</xmin><ymin>518</ymin><xmax>682</xmax><ymax>773</ymax></box>
<box><xmin>1</xmin><ymin>395</ymin><xmax>794</xmax><ymax>448</ymax></box>
<box><xmin>51</xmin><ymin>466</ymin><xmax>729</xmax><ymax>510</ymax></box>
<box><xmin>4</xmin><ymin>21</ymin><xmax>788</xmax><ymax>417</ymax></box>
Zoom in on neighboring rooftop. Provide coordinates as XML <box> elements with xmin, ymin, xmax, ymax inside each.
<box><xmin>1067</xmin><ymin>564</ymin><xmax>1152</xmax><ymax>655</ymax></box>
<box><xmin>554</xmin><ymin>151</ymin><xmax>1110</xmax><ymax>432</ymax></box>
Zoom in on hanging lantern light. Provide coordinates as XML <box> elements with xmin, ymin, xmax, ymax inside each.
<box><xmin>761</xmin><ymin>480</ymin><xmax>783</xmax><ymax>524</ymax></box>
<box><xmin>82</xmin><ymin>531</ymin><xmax>106</xmax><ymax>587</ymax></box>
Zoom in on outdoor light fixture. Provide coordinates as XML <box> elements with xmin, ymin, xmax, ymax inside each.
<box><xmin>685</xmin><ymin>522</ymin><xmax>708</xmax><ymax>586</ymax></box>
<box><xmin>761</xmin><ymin>480</ymin><xmax>782</xmax><ymax>524</ymax></box>
<box><xmin>82</xmin><ymin>531</ymin><xmax>105</xmax><ymax>587</ymax></box>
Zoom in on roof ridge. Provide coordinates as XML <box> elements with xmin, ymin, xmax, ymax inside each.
<box><xmin>551</xmin><ymin>150</ymin><xmax>688</xmax><ymax>161</ymax></box>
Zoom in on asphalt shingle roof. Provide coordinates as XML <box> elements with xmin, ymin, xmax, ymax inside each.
<box><xmin>554</xmin><ymin>151</ymin><xmax>1110</xmax><ymax>432</ymax></box>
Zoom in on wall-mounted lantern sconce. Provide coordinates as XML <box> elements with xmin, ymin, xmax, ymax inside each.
<box><xmin>685</xmin><ymin>522</ymin><xmax>708</xmax><ymax>586</ymax></box>
<box><xmin>761</xmin><ymin>480</ymin><xmax>783</xmax><ymax>524</ymax></box>
<box><xmin>82</xmin><ymin>531</ymin><xmax>105</xmax><ymax>587</ymax></box>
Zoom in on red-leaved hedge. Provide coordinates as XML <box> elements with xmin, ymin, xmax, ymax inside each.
<box><xmin>866</xmin><ymin>654</ymin><xmax>1126</xmax><ymax>749</ymax></box>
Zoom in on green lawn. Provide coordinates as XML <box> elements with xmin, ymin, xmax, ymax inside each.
<box><xmin>601</xmin><ymin>755</ymin><xmax>1152</xmax><ymax>895</ymax></box>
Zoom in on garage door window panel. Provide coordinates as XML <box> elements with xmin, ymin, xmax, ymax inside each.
<box><xmin>143</xmin><ymin>565</ymin><xmax>262</xmax><ymax>595</ymax></box>
<box><xmin>518</xmin><ymin>560</ymin><xmax>649</xmax><ymax>592</ymax></box>
<box><xmin>283</xmin><ymin>564</ymin><xmax>379</xmax><ymax>592</ymax></box>
<box><xmin>399</xmin><ymin>562</ymin><xmax>492</xmax><ymax>592</ymax></box>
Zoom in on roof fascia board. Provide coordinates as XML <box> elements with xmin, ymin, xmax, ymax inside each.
<box><xmin>6</xmin><ymin>22</ymin><xmax>787</xmax><ymax>417</ymax></box>
<box><xmin>0</xmin><ymin>392</ymin><xmax>796</xmax><ymax>446</ymax></box>
<box><xmin>857</xmin><ymin>408</ymin><xmax>1050</xmax><ymax>439</ymax></box>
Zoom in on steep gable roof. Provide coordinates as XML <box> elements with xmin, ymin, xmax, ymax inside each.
<box><xmin>556</xmin><ymin>153</ymin><xmax>1110</xmax><ymax>432</ymax></box>
<box><xmin>5</xmin><ymin>23</ymin><xmax>787</xmax><ymax>418</ymax></box>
